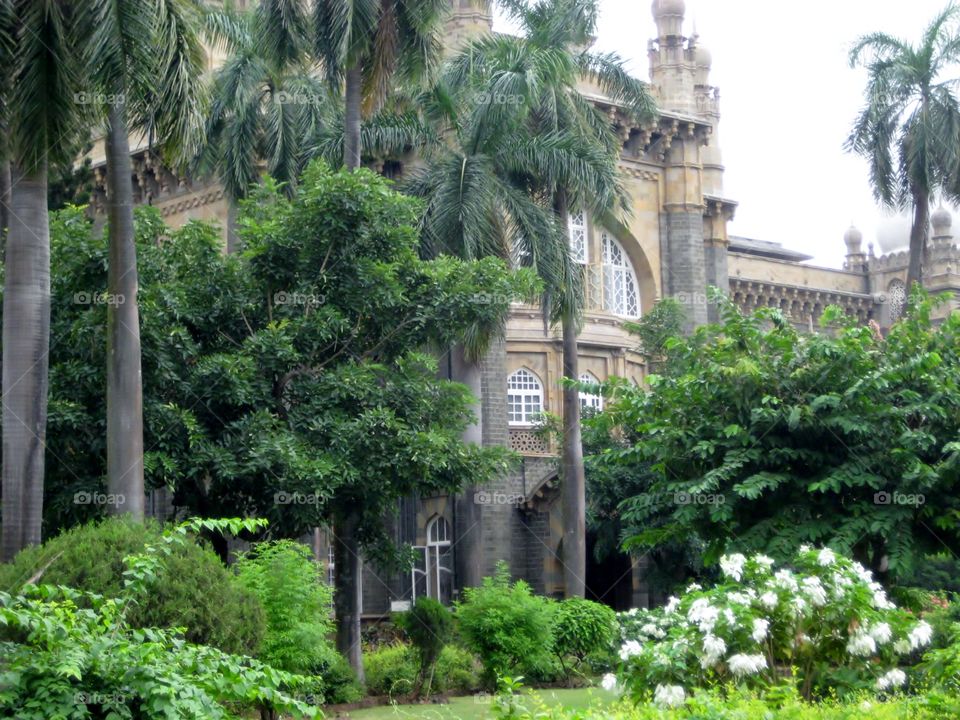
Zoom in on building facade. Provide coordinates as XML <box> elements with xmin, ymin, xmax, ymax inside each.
<box><xmin>90</xmin><ymin>0</ymin><xmax>960</xmax><ymax>613</ymax></box>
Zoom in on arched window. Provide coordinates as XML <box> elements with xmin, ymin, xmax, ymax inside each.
<box><xmin>578</xmin><ymin>372</ymin><xmax>602</xmax><ymax>413</ymax></box>
<box><xmin>568</xmin><ymin>209</ymin><xmax>587</xmax><ymax>264</ymax></box>
<box><xmin>507</xmin><ymin>369</ymin><xmax>543</xmax><ymax>426</ymax></box>
<box><xmin>428</xmin><ymin>515</ymin><xmax>451</xmax><ymax>545</ymax></box>
<box><xmin>601</xmin><ymin>231</ymin><xmax>640</xmax><ymax>318</ymax></box>
<box><xmin>414</xmin><ymin>516</ymin><xmax>451</xmax><ymax>604</ymax></box>
<box><xmin>888</xmin><ymin>279</ymin><xmax>907</xmax><ymax>322</ymax></box>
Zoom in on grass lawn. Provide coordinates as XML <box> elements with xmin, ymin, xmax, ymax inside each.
<box><xmin>337</xmin><ymin>688</ymin><xmax>618</xmax><ymax>719</ymax></box>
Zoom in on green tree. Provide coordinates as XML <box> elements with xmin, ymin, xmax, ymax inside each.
<box><xmin>847</xmin><ymin>4</ymin><xmax>960</xmax><ymax>290</ymax></box>
<box><xmin>78</xmin><ymin>0</ymin><xmax>209</xmax><ymax>519</ymax></box>
<box><xmin>595</xmin><ymin>292</ymin><xmax>960</xmax><ymax>580</ymax></box>
<box><xmin>1</xmin><ymin>0</ymin><xmax>86</xmax><ymax>560</ymax></box>
<box><xmin>313</xmin><ymin>0</ymin><xmax>445</xmax><ymax>169</ymax></box>
<box><xmin>437</xmin><ymin>0</ymin><xmax>655</xmax><ymax>596</ymax></box>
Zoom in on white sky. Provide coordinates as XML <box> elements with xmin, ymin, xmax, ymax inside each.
<box><xmin>495</xmin><ymin>0</ymin><xmax>954</xmax><ymax>268</ymax></box>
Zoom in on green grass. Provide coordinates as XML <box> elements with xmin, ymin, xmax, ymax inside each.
<box><xmin>341</xmin><ymin>688</ymin><xmax>617</xmax><ymax>719</ymax></box>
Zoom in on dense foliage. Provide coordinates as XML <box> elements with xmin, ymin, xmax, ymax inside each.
<box><xmin>398</xmin><ymin>596</ymin><xmax>452</xmax><ymax>696</ymax></box>
<box><xmin>362</xmin><ymin>643</ymin><xmax>479</xmax><ymax>697</ymax></box>
<box><xmin>551</xmin><ymin>597</ymin><xmax>618</xmax><ymax>675</ymax></box>
<box><xmin>0</xmin><ymin>517</ymin><xmax>263</xmax><ymax>655</ymax></box>
<box><xmin>590</xmin><ymin>292</ymin><xmax>960</xmax><ymax>577</ymax></box>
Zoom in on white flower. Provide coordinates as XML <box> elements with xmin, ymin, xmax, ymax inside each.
<box><xmin>627</xmin><ymin>608</ymin><xmax>638</xmax><ymax>616</ymax></box>
<box><xmin>727</xmin><ymin>591</ymin><xmax>754</xmax><ymax>605</ymax></box>
<box><xmin>601</xmin><ymin>673</ymin><xmax>619</xmax><ymax>693</ymax></box>
<box><xmin>893</xmin><ymin>639</ymin><xmax>911</xmax><ymax>655</ymax></box>
<box><xmin>852</xmin><ymin>562</ymin><xmax>874</xmax><ymax>584</ymax></box>
<box><xmin>752</xmin><ymin>618</ymin><xmax>770</xmax><ymax>643</ymax></box>
<box><xmin>640</xmin><ymin>623</ymin><xmax>665</xmax><ymax>639</ymax></box>
<box><xmin>619</xmin><ymin>640</ymin><xmax>643</xmax><ymax>661</ymax></box>
<box><xmin>685</xmin><ymin>582</ymin><xmax>702</xmax><ymax>593</ymax></box>
<box><xmin>773</xmin><ymin>569</ymin><xmax>798</xmax><ymax>592</ymax></box>
<box><xmin>875</xmin><ymin>669</ymin><xmax>907</xmax><ymax>691</ymax></box>
<box><xmin>723</xmin><ymin>608</ymin><xmax>737</xmax><ymax>627</ymax></box>
<box><xmin>701</xmin><ymin>634</ymin><xmax>727</xmax><ymax>668</ymax></box>
<box><xmin>817</xmin><ymin>548</ymin><xmax>836</xmax><ymax>566</ymax></box>
<box><xmin>653</xmin><ymin>685</ymin><xmax>686</xmax><ymax>708</ymax></box>
<box><xmin>799</xmin><ymin>544</ymin><xmax>812</xmax><ymax>553</ymax></box>
<box><xmin>847</xmin><ymin>630</ymin><xmax>877</xmax><ymax>657</ymax></box>
<box><xmin>720</xmin><ymin>553</ymin><xmax>747</xmax><ymax>581</ymax></box>
<box><xmin>801</xmin><ymin>576</ymin><xmax>828</xmax><ymax>607</ymax></box>
<box><xmin>868</xmin><ymin>582</ymin><xmax>895</xmax><ymax>610</ymax></box>
<box><xmin>791</xmin><ymin>596</ymin><xmax>807</xmax><ymax>615</ymax></box>
<box><xmin>727</xmin><ymin>653</ymin><xmax>768</xmax><ymax>678</ymax></box>
<box><xmin>868</xmin><ymin>623</ymin><xmax>892</xmax><ymax>645</ymax></box>
<box><xmin>760</xmin><ymin>591</ymin><xmax>779</xmax><ymax>610</ymax></box>
<box><xmin>908</xmin><ymin>621</ymin><xmax>933</xmax><ymax>651</ymax></box>
<box><xmin>664</xmin><ymin>596</ymin><xmax>680</xmax><ymax>614</ymax></box>
<box><xmin>688</xmin><ymin>598</ymin><xmax>720</xmax><ymax>633</ymax></box>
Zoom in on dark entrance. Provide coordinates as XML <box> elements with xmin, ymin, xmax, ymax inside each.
<box><xmin>584</xmin><ymin>531</ymin><xmax>634</xmax><ymax>611</ymax></box>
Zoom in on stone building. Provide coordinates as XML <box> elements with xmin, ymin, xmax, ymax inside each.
<box><xmin>89</xmin><ymin>0</ymin><xmax>960</xmax><ymax>614</ymax></box>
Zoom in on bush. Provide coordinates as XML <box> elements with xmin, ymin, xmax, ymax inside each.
<box><xmin>0</xmin><ymin>517</ymin><xmax>264</xmax><ymax>655</ymax></box>
<box><xmin>314</xmin><ymin>650</ymin><xmax>363</xmax><ymax>704</ymax></box>
<box><xmin>457</xmin><ymin>564</ymin><xmax>555</xmax><ymax>685</ymax></box>
<box><xmin>611</xmin><ymin>547</ymin><xmax>937</xmax><ymax>702</ymax></box>
<box><xmin>364</xmin><ymin>643</ymin><xmax>419</xmax><ymax>697</ymax></box>
<box><xmin>436</xmin><ymin>645</ymin><xmax>481</xmax><ymax>694</ymax></box>
<box><xmin>235</xmin><ymin>540</ymin><xmax>335</xmax><ymax>674</ymax></box>
<box><xmin>398</xmin><ymin>597</ymin><xmax>452</xmax><ymax>695</ymax></box>
<box><xmin>551</xmin><ymin>597</ymin><xmax>618</xmax><ymax>675</ymax></box>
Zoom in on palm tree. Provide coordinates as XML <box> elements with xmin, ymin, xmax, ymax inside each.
<box><xmin>1</xmin><ymin>0</ymin><xmax>86</xmax><ymax>560</ymax></box>
<box><xmin>848</xmin><ymin>4</ymin><xmax>960</xmax><ymax>291</ymax></box>
<box><xmin>313</xmin><ymin>0</ymin><xmax>446</xmax><ymax>169</ymax></box>
<box><xmin>441</xmin><ymin>0</ymin><xmax>655</xmax><ymax>597</ymax></box>
<box><xmin>198</xmin><ymin>0</ymin><xmax>332</xmax><ymax>250</ymax></box>
<box><xmin>80</xmin><ymin>0</ymin><xmax>209</xmax><ymax>519</ymax></box>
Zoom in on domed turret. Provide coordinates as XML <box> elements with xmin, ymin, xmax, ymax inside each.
<box><xmin>695</xmin><ymin>43</ymin><xmax>712</xmax><ymax>69</ymax></box>
<box><xmin>652</xmin><ymin>0</ymin><xmax>685</xmax><ymax>18</ymax></box>
<box><xmin>932</xmin><ymin>206</ymin><xmax>953</xmax><ymax>239</ymax></box>
<box><xmin>844</xmin><ymin>225</ymin><xmax>863</xmax><ymax>253</ymax></box>
<box><xmin>652</xmin><ymin>0</ymin><xmax>684</xmax><ymax>39</ymax></box>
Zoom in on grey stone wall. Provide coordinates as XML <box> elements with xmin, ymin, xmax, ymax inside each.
<box><xmin>666</xmin><ymin>211</ymin><xmax>709</xmax><ymax>328</ymax></box>
<box><xmin>703</xmin><ymin>240</ymin><xmax>730</xmax><ymax>323</ymax></box>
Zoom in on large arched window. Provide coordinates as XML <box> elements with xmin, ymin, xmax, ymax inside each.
<box><xmin>578</xmin><ymin>372</ymin><xmax>603</xmax><ymax>413</ymax></box>
<box><xmin>568</xmin><ymin>209</ymin><xmax>587</xmax><ymax>264</ymax></box>
<box><xmin>888</xmin><ymin>279</ymin><xmax>907</xmax><ymax>322</ymax></box>
<box><xmin>507</xmin><ymin>368</ymin><xmax>543</xmax><ymax>426</ymax></box>
<box><xmin>601</xmin><ymin>230</ymin><xmax>640</xmax><ymax>318</ymax></box>
<box><xmin>412</xmin><ymin>516</ymin><xmax>453</xmax><ymax>604</ymax></box>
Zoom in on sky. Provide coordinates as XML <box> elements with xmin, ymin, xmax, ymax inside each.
<box><xmin>495</xmin><ymin>0</ymin><xmax>955</xmax><ymax>269</ymax></box>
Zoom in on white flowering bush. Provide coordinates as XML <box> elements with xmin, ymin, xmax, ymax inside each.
<box><xmin>612</xmin><ymin>547</ymin><xmax>934</xmax><ymax>704</ymax></box>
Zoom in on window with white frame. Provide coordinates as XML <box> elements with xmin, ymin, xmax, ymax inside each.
<box><xmin>568</xmin><ymin>209</ymin><xmax>587</xmax><ymax>264</ymax></box>
<box><xmin>507</xmin><ymin>368</ymin><xmax>543</xmax><ymax>426</ymax></box>
<box><xmin>601</xmin><ymin>230</ymin><xmax>640</xmax><ymax>318</ymax></box>
<box><xmin>578</xmin><ymin>372</ymin><xmax>602</xmax><ymax>413</ymax></box>
<box><xmin>411</xmin><ymin>516</ymin><xmax>453</xmax><ymax>604</ymax></box>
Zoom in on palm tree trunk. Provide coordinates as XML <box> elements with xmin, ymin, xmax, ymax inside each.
<box><xmin>333</xmin><ymin>511</ymin><xmax>366</xmax><ymax>682</ymax></box>
<box><xmin>2</xmin><ymin>163</ymin><xmax>50</xmax><ymax>561</ymax></box>
<box><xmin>0</xmin><ymin>160</ymin><xmax>11</xmax><ymax>253</ymax></box>
<box><xmin>907</xmin><ymin>188</ymin><xmax>929</xmax><ymax>292</ymax></box>
<box><xmin>343</xmin><ymin>64</ymin><xmax>362</xmax><ymax>171</ymax></box>
<box><xmin>561</xmin><ymin>309</ymin><xmax>586</xmax><ymax>598</ymax></box>
<box><xmin>104</xmin><ymin>103</ymin><xmax>145</xmax><ymax>519</ymax></box>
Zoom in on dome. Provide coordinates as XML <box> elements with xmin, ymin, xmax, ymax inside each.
<box><xmin>932</xmin><ymin>206</ymin><xmax>952</xmax><ymax>232</ymax></box>
<box><xmin>694</xmin><ymin>44</ymin><xmax>712</xmax><ymax>68</ymax></box>
<box><xmin>875</xmin><ymin>213</ymin><xmax>911</xmax><ymax>255</ymax></box>
<box><xmin>844</xmin><ymin>225</ymin><xmax>863</xmax><ymax>249</ymax></box>
<box><xmin>652</xmin><ymin>0</ymin><xmax>685</xmax><ymax>18</ymax></box>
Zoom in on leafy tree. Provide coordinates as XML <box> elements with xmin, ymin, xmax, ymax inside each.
<box><xmin>593</xmin><ymin>291</ymin><xmax>960</xmax><ymax>580</ymax></box>
<box><xmin>847</xmin><ymin>5</ymin><xmax>960</xmax><ymax>290</ymax></box>
<box><xmin>398</xmin><ymin>596</ymin><xmax>452</xmax><ymax>697</ymax></box>
<box><xmin>1</xmin><ymin>0</ymin><xmax>86</xmax><ymax>560</ymax></box>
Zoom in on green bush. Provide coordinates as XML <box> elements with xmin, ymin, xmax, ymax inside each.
<box><xmin>364</xmin><ymin>643</ymin><xmax>419</xmax><ymax>697</ymax></box>
<box><xmin>457</xmin><ymin>564</ymin><xmax>555</xmax><ymax>686</ymax></box>
<box><xmin>436</xmin><ymin>645</ymin><xmax>481</xmax><ymax>694</ymax></box>
<box><xmin>0</xmin><ymin>517</ymin><xmax>264</xmax><ymax>655</ymax></box>
<box><xmin>551</xmin><ymin>597</ymin><xmax>617</xmax><ymax>675</ymax></box>
<box><xmin>314</xmin><ymin>650</ymin><xmax>364</xmax><ymax>704</ymax></box>
<box><xmin>398</xmin><ymin>597</ymin><xmax>452</xmax><ymax>695</ymax></box>
<box><xmin>235</xmin><ymin>539</ymin><xmax>335</xmax><ymax>675</ymax></box>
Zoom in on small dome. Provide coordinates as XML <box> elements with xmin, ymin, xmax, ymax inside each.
<box><xmin>844</xmin><ymin>225</ymin><xmax>863</xmax><ymax>249</ymax></box>
<box><xmin>652</xmin><ymin>0</ymin><xmax>685</xmax><ymax>18</ymax></box>
<box><xmin>932</xmin><ymin>206</ymin><xmax>952</xmax><ymax>231</ymax></box>
<box><xmin>694</xmin><ymin>44</ymin><xmax>712</xmax><ymax>68</ymax></box>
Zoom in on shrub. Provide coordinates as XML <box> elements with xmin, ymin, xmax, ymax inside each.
<box><xmin>457</xmin><ymin>564</ymin><xmax>555</xmax><ymax>685</ymax></box>
<box><xmin>364</xmin><ymin>643</ymin><xmax>419</xmax><ymax>697</ymax></box>
<box><xmin>314</xmin><ymin>650</ymin><xmax>364</xmax><ymax>704</ymax></box>
<box><xmin>235</xmin><ymin>539</ymin><xmax>335</xmax><ymax>674</ymax></box>
<box><xmin>398</xmin><ymin>597</ymin><xmax>452</xmax><ymax>696</ymax></box>
<box><xmin>0</xmin><ymin>517</ymin><xmax>264</xmax><ymax>655</ymax></box>
<box><xmin>551</xmin><ymin>597</ymin><xmax>618</xmax><ymax>676</ymax></box>
<box><xmin>436</xmin><ymin>645</ymin><xmax>481</xmax><ymax>694</ymax></box>
<box><xmin>612</xmin><ymin>547</ymin><xmax>935</xmax><ymax>702</ymax></box>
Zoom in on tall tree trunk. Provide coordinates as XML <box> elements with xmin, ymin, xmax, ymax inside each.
<box><xmin>906</xmin><ymin>188</ymin><xmax>929</xmax><ymax>293</ymax></box>
<box><xmin>334</xmin><ymin>512</ymin><xmax>365</xmax><ymax>682</ymax></box>
<box><xmin>451</xmin><ymin>345</ymin><xmax>483</xmax><ymax>590</ymax></box>
<box><xmin>0</xmin><ymin>160</ymin><xmax>11</xmax><ymax>253</ymax></box>
<box><xmin>561</xmin><ymin>309</ymin><xmax>586</xmax><ymax>598</ymax></box>
<box><xmin>105</xmin><ymin>103</ymin><xmax>145</xmax><ymax>519</ymax></box>
<box><xmin>343</xmin><ymin>64</ymin><xmax>362</xmax><ymax>171</ymax></box>
<box><xmin>1</xmin><ymin>163</ymin><xmax>50</xmax><ymax>561</ymax></box>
